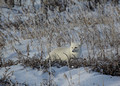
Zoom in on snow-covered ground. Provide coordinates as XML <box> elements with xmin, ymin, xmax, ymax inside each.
<box><xmin>0</xmin><ymin>38</ymin><xmax>119</xmax><ymax>86</ymax></box>
<box><xmin>0</xmin><ymin>0</ymin><xmax>120</xmax><ymax>86</ymax></box>
<box><xmin>0</xmin><ymin>65</ymin><xmax>120</xmax><ymax>86</ymax></box>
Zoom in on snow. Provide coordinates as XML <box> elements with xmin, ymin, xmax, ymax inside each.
<box><xmin>1</xmin><ymin>37</ymin><xmax>120</xmax><ymax>86</ymax></box>
<box><xmin>0</xmin><ymin>65</ymin><xmax>120</xmax><ymax>86</ymax></box>
<box><xmin>0</xmin><ymin>0</ymin><xmax>120</xmax><ymax>86</ymax></box>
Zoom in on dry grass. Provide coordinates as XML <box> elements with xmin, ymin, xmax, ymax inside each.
<box><xmin>0</xmin><ymin>0</ymin><xmax>119</xmax><ymax>70</ymax></box>
<box><xmin>0</xmin><ymin>0</ymin><xmax>120</xmax><ymax>85</ymax></box>
<box><xmin>0</xmin><ymin>67</ymin><xmax>28</xmax><ymax>86</ymax></box>
<box><xmin>0</xmin><ymin>57</ymin><xmax>17</xmax><ymax>67</ymax></box>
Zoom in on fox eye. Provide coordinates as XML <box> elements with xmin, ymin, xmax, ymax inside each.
<box><xmin>75</xmin><ymin>47</ymin><xmax>77</xmax><ymax>48</ymax></box>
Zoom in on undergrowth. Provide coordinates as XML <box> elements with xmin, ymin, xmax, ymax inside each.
<box><xmin>0</xmin><ymin>0</ymin><xmax>120</xmax><ymax>85</ymax></box>
<box><xmin>0</xmin><ymin>54</ymin><xmax>120</xmax><ymax>76</ymax></box>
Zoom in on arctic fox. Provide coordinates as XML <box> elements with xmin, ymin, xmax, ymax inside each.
<box><xmin>46</xmin><ymin>42</ymin><xmax>82</xmax><ymax>61</ymax></box>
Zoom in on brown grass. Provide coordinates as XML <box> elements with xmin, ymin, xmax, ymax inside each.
<box><xmin>0</xmin><ymin>0</ymin><xmax>120</xmax><ymax>85</ymax></box>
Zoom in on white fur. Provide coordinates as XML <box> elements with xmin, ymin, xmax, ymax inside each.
<box><xmin>46</xmin><ymin>42</ymin><xmax>82</xmax><ymax>61</ymax></box>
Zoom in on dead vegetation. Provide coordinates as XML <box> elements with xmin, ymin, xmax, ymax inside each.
<box><xmin>0</xmin><ymin>57</ymin><xmax>14</xmax><ymax>67</ymax></box>
<box><xmin>0</xmin><ymin>0</ymin><xmax>119</xmax><ymax>69</ymax></box>
<box><xmin>0</xmin><ymin>0</ymin><xmax>120</xmax><ymax>85</ymax></box>
<box><xmin>48</xmin><ymin>55</ymin><xmax>120</xmax><ymax>76</ymax></box>
<box><xmin>0</xmin><ymin>67</ymin><xmax>28</xmax><ymax>86</ymax></box>
<box><xmin>1</xmin><ymin>53</ymin><xmax>119</xmax><ymax>76</ymax></box>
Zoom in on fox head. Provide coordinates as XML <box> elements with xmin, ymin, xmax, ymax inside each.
<box><xmin>70</xmin><ymin>42</ymin><xmax>82</xmax><ymax>53</ymax></box>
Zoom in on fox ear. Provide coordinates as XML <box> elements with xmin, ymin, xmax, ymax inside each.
<box><xmin>79</xmin><ymin>43</ymin><xmax>82</xmax><ymax>46</ymax></box>
<box><xmin>71</xmin><ymin>41</ymin><xmax>73</xmax><ymax>45</ymax></box>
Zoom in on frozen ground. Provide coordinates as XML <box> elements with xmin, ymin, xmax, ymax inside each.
<box><xmin>0</xmin><ymin>0</ymin><xmax>120</xmax><ymax>86</ymax></box>
<box><xmin>0</xmin><ymin>65</ymin><xmax>120</xmax><ymax>86</ymax></box>
<box><xmin>0</xmin><ymin>38</ymin><xmax>120</xmax><ymax>86</ymax></box>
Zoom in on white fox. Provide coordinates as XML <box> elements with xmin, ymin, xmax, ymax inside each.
<box><xmin>46</xmin><ymin>42</ymin><xmax>82</xmax><ymax>61</ymax></box>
